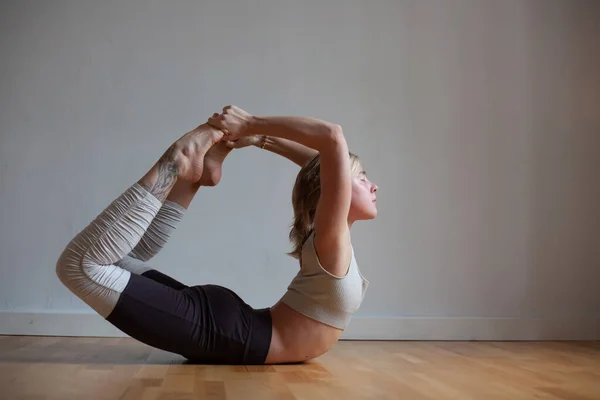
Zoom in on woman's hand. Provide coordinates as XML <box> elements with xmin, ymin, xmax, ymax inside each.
<box><xmin>224</xmin><ymin>135</ymin><xmax>264</xmax><ymax>149</ymax></box>
<box><xmin>208</xmin><ymin>105</ymin><xmax>254</xmax><ymax>140</ymax></box>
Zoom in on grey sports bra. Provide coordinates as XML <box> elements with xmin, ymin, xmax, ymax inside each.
<box><xmin>280</xmin><ymin>232</ymin><xmax>369</xmax><ymax>329</ymax></box>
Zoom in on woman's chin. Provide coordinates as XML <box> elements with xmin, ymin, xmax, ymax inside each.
<box><xmin>368</xmin><ymin>204</ymin><xmax>378</xmax><ymax>219</ymax></box>
<box><xmin>350</xmin><ymin>204</ymin><xmax>378</xmax><ymax>222</ymax></box>
<box><xmin>359</xmin><ymin>209</ymin><xmax>378</xmax><ymax>221</ymax></box>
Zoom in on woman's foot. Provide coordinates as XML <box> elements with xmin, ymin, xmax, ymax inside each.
<box><xmin>174</xmin><ymin>124</ymin><xmax>224</xmax><ymax>183</ymax></box>
<box><xmin>198</xmin><ymin>141</ymin><xmax>233</xmax><ymax>186</ymax></box>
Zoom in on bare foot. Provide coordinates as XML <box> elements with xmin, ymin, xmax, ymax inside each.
<box><xmin>174</xmin><ymin>124</ymin><xmax>224</xmax><ymax>183</ymax></box>
<box><xmin>198</xmin><ymin>140</ymin><xmax>233</xmax><ymax>186</ymax></box>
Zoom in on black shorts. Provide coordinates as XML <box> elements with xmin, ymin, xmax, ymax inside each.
<box><xmin>105</xmin><ymin>270</ymin><xmax>272</xmax><ymax>364</ymax></box>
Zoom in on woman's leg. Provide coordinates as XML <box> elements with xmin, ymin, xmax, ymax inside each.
<box><xmin>127</xmin><ymin>199</ymin><xmax>187</xmax><ymax>262</ymax></box>
<box><xmin>55</xmin><ymin>125</ymin><xmax>224</xmax><ymax>357</ymax></box>
<box><xmin>116</xmin><ymin>139</ymin><xmax>233</xmax><ymax>289</ymax></box>
<box><xmin>115</xmin><ymin>255</ymin><xmax>189</xmax><ymax>290</ymax></box>
<box><xmin>115</xmin><ymin>196</ymin><xmax>190</xmax><ymax>289</ymax></box>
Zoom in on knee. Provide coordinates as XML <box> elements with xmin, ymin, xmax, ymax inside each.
<box><xmin>55</xmin><ymin>245</ymin><xmax>78</xmax><ymax>289</ymax></box>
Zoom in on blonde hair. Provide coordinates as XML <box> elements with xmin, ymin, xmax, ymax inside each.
<box><xmin>288</xmin><ymin>152</ymin><xmax>361</xmax><ymax>259</ymax></box>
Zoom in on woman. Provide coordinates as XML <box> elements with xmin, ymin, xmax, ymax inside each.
<box><xmin>56</xmin><ymin>105</ymin><xmax>378</xmax><ymax>364</ymax></box>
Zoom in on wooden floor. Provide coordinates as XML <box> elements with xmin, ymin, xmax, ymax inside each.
<box><xmin>1</xmin><ymin>336</ymin><xmax>599</xmax><ymax>400</ymax></box>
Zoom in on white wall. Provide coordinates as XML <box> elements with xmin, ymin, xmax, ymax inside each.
<box><xmin>1</xmin><ymin>0</ymin><xmax>599</xmax><ymax>340</ymax></box>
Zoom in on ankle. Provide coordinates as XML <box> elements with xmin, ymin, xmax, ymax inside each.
<box><xmin>195</xmin><ymin>123</ymin><xmax>224</xmax><ymax>136</ymax></box>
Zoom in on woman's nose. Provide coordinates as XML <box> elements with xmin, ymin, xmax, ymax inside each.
<box><xmin>372</xmin><ymin>183</ymin><xmax>378</xmax><ymax>192</ymax></box>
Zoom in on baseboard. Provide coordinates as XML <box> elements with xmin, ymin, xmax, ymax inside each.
<box><xmin>0</xmin><ymin>311</ymin><xmax>125</xmax><ymax>337</ymax></box>
<box><xmin>341</xmin><ymin>316</ymin><xmax>600</xmax><ymax>340</ymax></box>
<box><xmin>0</xmin><ymin>311</ymin><xmax>598</xmax><ymax>340</ymax></box>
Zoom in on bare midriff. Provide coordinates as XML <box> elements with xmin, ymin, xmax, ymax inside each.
<box><xmin>264</xmin><ymin>301</ymin><xmax>344</xmax><ymax>364</ymax></box>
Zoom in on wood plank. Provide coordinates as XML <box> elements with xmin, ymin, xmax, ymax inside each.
<box><xmin>0</xmin><ymin>336</ymin><xmax>598</xmax><ymax>399</ymax></box>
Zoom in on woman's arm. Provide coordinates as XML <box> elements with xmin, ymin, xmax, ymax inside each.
<box><xmin>226</xmin><ymin>135</ymin><xmax>318</xmax><ymax>167</ymax></box>
<box><xmin>247</xmin><ymin>116</ymin><xmax>341</xmax><ymax>151</ymax></box>
<box><xmin>209</xmin><ymin>107</ymin><xmax>340</xmax><ymax>152</ymax></box>
<box><xmin>259</xmin><ymin>135</ymin><xmax>318</xmax><ymax>167</ymax></box>
<box><xmin>250</xmin><ymin>116</ymin><xmax>353</xmax><ymax>276</ymax></box>
<box><xmin>209</xmin><ymin>106</ymin><xmax>353</xmax><ymax>276</ymax></box>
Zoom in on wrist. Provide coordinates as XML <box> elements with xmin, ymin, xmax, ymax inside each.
<box><xmin>253</xmin><ymin>135</ymin><xmax>268</xmax><ymax>149</ymax></box>
<box><xmin>247</xmin><ymin>116</ymin><xmax>266</xmax><ymax>136</ymax></box>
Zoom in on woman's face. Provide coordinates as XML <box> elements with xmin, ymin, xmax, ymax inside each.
<box><xmin>349</xmin><ymin>164</ymin><xmax>378</xmax><ymax>222</ymax></box>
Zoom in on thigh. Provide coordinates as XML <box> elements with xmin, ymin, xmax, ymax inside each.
<box><xmin>186</xmin><ymin>285</ymin><xmax>255</xmax><ymax>364</ymax></box>
<box><xmin>142</xmin><ymin>269</ymin><xmax>188</xmax><ymax>290</ymax></box>
<box><xmin>116</xmin><ymin>255</ymin><xmax>188</xmax><ymax>290</ymax></box>
<box><xmin>105</xmin><ymin>273</ymin><xmax>203</xmax><ymax>358</ymax></box>
<box><xmin>202</xmin><ymin>285</ymin><xmax>251</xmax><ymax>340</ymax></box>
<box><xmin>189</xmin><ymin>285</ymin><xmax>272</xmax><ymax>365</ymax></box>
<box><xmin>107</xmin><ymin>278</ymin><xmax>267</xmax><ymax>364</ymax></box>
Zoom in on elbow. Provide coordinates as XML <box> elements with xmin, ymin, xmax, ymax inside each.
<box><xmin>323</xmin><ymin>124</ymin><xmax>346</xmax><ymax>147</ymax></box>
<box><xmin>330</xmin><ymin>124</ymin><xmax>344</xmax><ymax>140</ymax></box>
